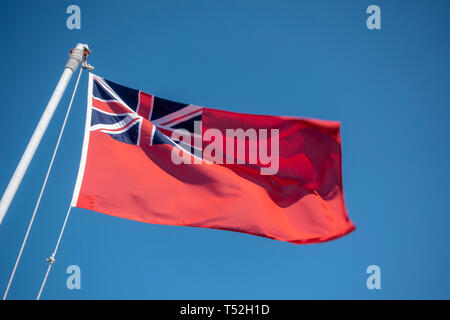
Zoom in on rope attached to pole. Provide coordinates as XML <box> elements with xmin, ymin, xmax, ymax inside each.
<box><xmin>36</xmin><ymin>204</ymin><xmax>73</xmax><ymax>300</ymax></box>
<box><xmin>2</xmin><ymin>66</ymin><xmax>84</xmax><ymax>300</ymax></box>
<box><xmin>35</xmin><ymin>63</ymin><xmax>93</xmax><ymax>300</ymax></box>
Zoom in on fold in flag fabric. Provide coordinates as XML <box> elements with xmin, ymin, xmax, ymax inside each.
<box><xmin>71</xmin><ymin>73</ymin><xmax>355</xmax><ymax>244</ymax></box>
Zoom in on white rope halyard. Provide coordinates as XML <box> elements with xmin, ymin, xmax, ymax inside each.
<box><xmin>36</xmin><ymin>204</ymin><xmax>73</xmax><ymax>300</ymax></box>
<box><xmin>2</xmin><ymin>66</ymin><xmax>84</xmax><ymax>300</ymax></box>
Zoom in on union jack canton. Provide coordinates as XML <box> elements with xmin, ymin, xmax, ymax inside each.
<box><xmin>90</xmin><ymin>74</ymin><xmax>203</xmax><ymax>155</ymax></box>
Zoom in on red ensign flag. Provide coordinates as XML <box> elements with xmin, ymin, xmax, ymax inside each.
<box><xmin>71</xmin><ymin>73</ymin><xmax>355</xmax><ymax>244</ymax></box>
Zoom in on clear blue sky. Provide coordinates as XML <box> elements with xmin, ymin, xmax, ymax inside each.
<box><xmin>0</xmin><ymin>0</ymin><xmax>449</xmax><ymax>299</ymax></box>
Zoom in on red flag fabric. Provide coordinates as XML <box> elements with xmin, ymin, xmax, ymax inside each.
<box><xmin>71</xmin><ymin>73</ymin><xmax>355</xmax><ymax>244</ymax></box>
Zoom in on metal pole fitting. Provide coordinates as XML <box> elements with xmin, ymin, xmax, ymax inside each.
<box><xmin>66</xmin><ymin>43</ymin><xmax>91</xmax><ymax>72</ymax></box>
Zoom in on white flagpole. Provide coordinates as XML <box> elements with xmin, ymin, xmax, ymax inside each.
<box><xmin>0</xmin><ymin>43</ymin><xmax>91</xmax><ymax>225</ymax></box>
